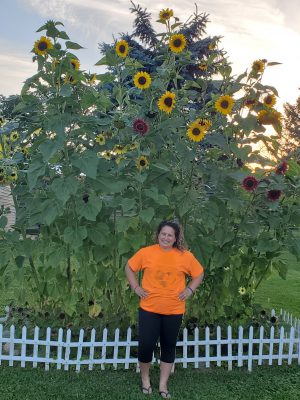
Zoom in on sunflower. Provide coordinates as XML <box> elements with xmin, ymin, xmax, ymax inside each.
<box><xmin>114</xmin><ymin>144</ymin><xmax>126</xmax><ymax>155</ymax></box>
<box><xmin>8</xmin><ymin>171</ymin><xmax>18</xmax><ymax>181</ymax></box>
<box><xmin>208</xmin><ymin>41</ymin><xmax>217</xmax><ymax>50</ymax></box>
<box><xmin>116</xmin><ymin>156</ymin><xmax>126</xmax><ymax>165</ymax></box>
<box><xmin>159</xmin><ymin>8</ymin><xmax>174</xmax><ymax>22</ymax></box>
<box><xmin>199</xmin><ymin>62</ymin><xmax>207</xmax><ymax>71</ymax></box>
<box><xmin>257</xmin><ymin>109</ymin><xmax>282</xmax><ymax>125</ymax></box>
<box><xmin>115</xmin><ymin>40</ymin><xmax>129</xmax><ymax>58</ymax></box>
<box><xmin>133</xmin><ymin>119</ymin><xmax>149</xmax><ymax>136</ymax></box>
<box><xmin>70</xmin><ymin>58</ymin><xmax>80</xmax><ymax>70</ymax></box>
<box><xmin>95</xmin><ymin>134</ymin><xmax>105</xmax><ymax>145</ymax></box>
<box><xmin>267</xmin><ymin>190</ymin><xmax>282</xmax><ymax>201</ymax></box>
<box><xmin>169</xmin><ymin>34</ymin><xmax>187</xmax><ymax>53</ymax></box>
<box><xmin>10</xmin><ymin>131</ymin><xmax>19</xmax><ymax>142</ymax></box>
<box><xmin>238</xmin><ymin>287</ymin><xmax>246</xmax><ymax>295</ymax></box>
<box><xmin>136</xmin><ymin>156</ymin><xmax>149</xmax><ymax>171</ymax></box>
<box><xmin>64</xmin><ymin>74</ymin><xmax>77</xmax><ymax>85</ymax></box>
<box><xmin>0</xmin><ymin>174</ymin><xmax>6</xmax><ymax>185</ymax></box>
<box><xmin>133</xmin><ymin>71</ymin><xmax>151</xmax><ymax>90</ymax></box>
<box><xmin>251</xmin><ymin>59</ymin><xmax>265</xmax><ymax>74</ymax></box>
<box><xmin>215</xmin><ymin>95</ymin><xmax>234</xmax><ymax>115</ymax></box>
<box><xmin>34</xmin><ymin>36</ymin><xmax>53</xmax><ymax>56</ymax></box>
<box><xmin>275</xmin><ymin>161</ymin><xmax>288</xmax><ymax>175</ymax></box>
<box><xmin>244</xmin><ymin>98</ymin><xmax>257</xmax><ymax>108</ymax></box>
<box><xmin>100</xmin><ymin>150</ymin><xmax>113</xmax><ymax>160</ymax></box>
<box><xmin>242</xmin><ymin>176</ymin><xmax>259</xmax><ymax>192</ymax></box>
<box><xmin>157</xmin><ymin>91</ymin><xmax>176</xmax><ymax>114</ymax></box>
<box><xmin>21</xmin><ymin>147</ymin><xmax>29</xmax><ymax>156</ymax></box>
<box><xmin>263</xmin><ymin>94</ymin><xmax>276</xmax><ymax>107</ymax></box>
<box><xmin>186</xmin><ymin>119</ymin><xmax>210</xmax><ymax>142</ymax></box>
<box><xmin>87</xmin><ymin>73</ymin><xmax>97</xmax><ymax>85</ymax></box>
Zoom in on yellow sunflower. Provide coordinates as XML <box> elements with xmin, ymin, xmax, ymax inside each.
<box><xmin>199</xmin><ymin>62</ymin><xmax>207</xmax><ymax>71</ymax></box>
<box><xmin>114</xmin><ymin>144</ymin><xmax>126</xmax><ymax>154</ymax></box>
<box><xmin>95</xmin><ymin>134</ymin><xmax>105</xmax><ymax>145</ymax></box>
<box><xmin>70</xmin><ymin>58</ymin><xmax>80</xmax><ymax>70</ymax></box>
<box><xmin>87</xmin><ymin>73</ymin><xmax>97</xmax><ymax>85</ymax></box>
<box><xmin>157</xmin><ymin>91</ymin><xmax>176</xmax><ymax>114</ymax></box>
<box><xmin>8</xmin><ymin>171</ymin><xmax>18</xmax><ymax>181</ymax></box>
<box><xmin>133</xmin><ymin>71</ymin><xmax>152</xmax><ymax>90</ymax></box>
<box><xmin>34</xmin><ymin>36</ymin><xmax>53</xmax><ymax>56</ymax></box>
<box><xmin>159</xmin><ymin>8</ymin><xmax>174</xmax><ymax>22</ymax></box>
<box><xmin>215</xmin><ymin>95</ymin><xmax>234</xmax><ymax>115</ymax></box>
<box><xmin>115</xmin><ymin>40</ymin><xmax>129</xmax><ymax>58</ymax></box>
<box><xmin>64</xmin><ymin>74</ymin><xmax>77</xmax><ymax>85</ymax></box>
<box><xmin>238</xmin><ymin>287</ymin><xmax>246</xmax><ymax>295</ymax></box>
<box><xmin>187</xmin><ymin>119</ymin><xmax>210</xmax><ymax>142</ymax></box>
<box><xmin>99</xmin><ymin>150</ymin><xmax>113</xmax><ymax>160</ymax></box>
<box><xmin>136</xmin><ymin>156</ymin><xmax>149</xmax><ymax>171</ymax></box>
<box><xmin>10</xmin><ymin>131</ymin><xmax>19</xmax><ymax>142</ymax></box>
<box><xmin>208</xmin><ymin>41</ymin><xmax>216</xmax><ymax>50</ymax></box>
<box><xmin>257</xmin><ymin>109</ymin><xmax>282</xmax><ymax>125</ymax></box>
<box><xmin>263</xmin><ymin>94</ymin><xmax>276</xmax><ymax>107</ymax></box>
<box><xmin>169</xmin><ymin>34</ymin><xmax>187</xmax><ymax>54</ymax></box>
<box><xmin>251</xmin><ymin>59</ymin><xmax>265</xmax><ymax>74</ymax></box>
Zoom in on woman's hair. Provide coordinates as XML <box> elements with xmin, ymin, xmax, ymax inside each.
<box><xmin>155</xmin><ymin>220</ymin><xmax>187</xmax><ymax>251</ymax></box>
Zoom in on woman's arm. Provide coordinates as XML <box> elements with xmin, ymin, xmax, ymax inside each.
<box><xmin>178</xmin><ymin>272</ymin><xmax>204</xmax><ymax>301</ymax></box>
<box><xmin>125</xmin><ymin>263</ymin><xmax>148</xmax><ymax>298</ymax></box>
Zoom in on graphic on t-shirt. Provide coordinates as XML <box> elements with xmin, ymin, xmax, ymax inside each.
<box><xmin>154</xmin><ymin>270</ymin><xmax>179</xmax><ymax>288</ymax></box>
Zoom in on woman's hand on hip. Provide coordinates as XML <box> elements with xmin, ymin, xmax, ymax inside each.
<box><xmin>178</xmin><ymin>287</ymin><xmax>193</xmax><ymax>301</ymax></box>
<box><xmin>134</xmin><ymin>286</ymin><xmax>149</xmax><ymax>298</ymax></box>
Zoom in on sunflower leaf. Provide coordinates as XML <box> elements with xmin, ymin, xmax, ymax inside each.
<box><xmin>58</xmin><ymin>31</ymin><xmax>70</xmax><ymax>40</ymax></box>
<box><xmin>65</xmin><ymin>41</ymin><xmax>84</xmax><ymax>50</ymax></box>
<box><xmin>267</xmin><ymin>61</ymin><xmax>282</xmax><ymax>66</ymax></box>
<box><xmin>95</xmin><ymin>56</ymin><xmax>108</xmax><ymax>66</ymax></box>
<box><xmin>36</xmin><ymin>24</ymin><xmax>48</xmax><ymax>33</ymax></box>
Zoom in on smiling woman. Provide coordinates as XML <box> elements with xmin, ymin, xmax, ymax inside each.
<box><xmin>125</xmin><ymin>220</ymin><xmax>204</xmax><ymax>397</ymax></box>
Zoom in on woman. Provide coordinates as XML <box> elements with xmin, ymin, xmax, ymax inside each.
<box><xmin>125</xmin><ymin>220</ymin><xmax>204</xmax><ymax>398</ymax></box>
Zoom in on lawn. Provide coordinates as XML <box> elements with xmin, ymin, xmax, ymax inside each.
<box><xmin>0</xmin><ymin>364</ymin><xmax>299</xmax><ymax>400</ymax></box>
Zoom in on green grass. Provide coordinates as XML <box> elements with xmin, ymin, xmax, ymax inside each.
<box><xmin>0</xmin><ymin>364</ymin><xmax>299</xmax><ymax>400</ymax></box>
<box><xmin>254</xmin><ymin>256</ymin><xmax>300</xmax><ymax>316</ymax></box>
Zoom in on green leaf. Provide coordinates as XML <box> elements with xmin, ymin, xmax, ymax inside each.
<box><xmin>139</xmin><ymin>207</ymin><xmax>155</xmax><ymax>223</ymax></box>
<box><xmin>95</xmin><ymin>177</ymin><xmax>128</xmax><ymax>193</ymax></box>
<box><xmin>15</xmin><ymin>255</ymin><xmax>25</xmax><ymax>269</ymax></box>
<box><xmin>77</xmin><ymin>197</ymin><xmax>102</xmax><ymax>221</ymax></box>
<box><xmin>39</xmin><ymin>135</ymin><xmax>65</xmax><ymax>162</ymax></box>
<box><xmin>59</xmin><ymin>85</ymin><xmax>72</xmax><ymax>97</ymax></box>
<box><xmin>26</xmin><ymin>155</ymin><xmax>46</xmax><ymax>190</ymax></box>
<box><xmin>58</xmin><ymin>31</ymin><xmax>70</xmax><ymax>40</ymax></box>
<box><xmin>0</xmin><ymin>216</ymin><xmax>8</xmax><ymax>229</ymax></box>
<box><xmin>63</xmin><ymin>226</ymin><xmax>87</xmax><ymax>248</ymax></box>
<box><xmin>95</xmin><ymin>56</ymin><xmax>108</xmax><ymax>66</ymax></box>
<box><xmin>70</xmin><ymin>150</ymin><xmax>99</xmax><ymax>179</ymax></box>
<box><xmin>118</xmin><ymin>237</ymin><xmax>132</xmax><ymax>255</ymax></box>
<box><xmin>51</xmin><ymin>176</ymin><xmax>79</xmax><ymax>204</ymax></box>
<box><xmin>65</xmin><ymin>41</ymin><xmax>84</xmax><ymax>49</ymax></box>
<box><xmin>144</xmin><ymin>188</ymin><xmax>169</xmax><ymax>206</ymax></box>
<box><xmin>39</xmin><ymin>199</ymin><xmax>64</xmax><ymax>225</ymax></box>
<box><xmin>88</xmin><ymin>223</ymin><xmax>110</xmax><ymax>245</ymax></box>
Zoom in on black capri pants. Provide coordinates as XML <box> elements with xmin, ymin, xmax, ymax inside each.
<box><xmin>138</xmin><ymin>308</ymin><xmax>183</xmax><ymax>363</ymax></box>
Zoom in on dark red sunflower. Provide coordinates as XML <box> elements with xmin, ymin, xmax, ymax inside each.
<box><xmin>133</xmin><ymin>119</ymin><xmax>149</xmax><ymax>136</ymax></box>
<box><xmin>267</xmin><ymin>190</ymin><xmax>281</xmax><ymax>201</ymax></box>
<box><xmin>275</xmin><ymin>161</ymin><xmax>288</xmax><ymax>175</ymax></box>
<box><xmin>242</xmin><ymin>176</ymin><xmax>259</xmax><ymax>192</ymax></box>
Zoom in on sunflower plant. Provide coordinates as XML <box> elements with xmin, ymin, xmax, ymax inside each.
<box><xmin>0</xmin><ymin>8</ymin><xmax>299</xmax><ymax>332</ymax></box>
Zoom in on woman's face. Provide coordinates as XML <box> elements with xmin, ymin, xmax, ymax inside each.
<box><xmin>158</xmin><ymin>226</ymin><xmax>176</xmax><ymax>250</ymax></box>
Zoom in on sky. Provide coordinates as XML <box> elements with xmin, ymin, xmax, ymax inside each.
<box><xmin>1</xmin><ymin>0</ymin><xmax>300</xmax><ymax>110</ymax></box>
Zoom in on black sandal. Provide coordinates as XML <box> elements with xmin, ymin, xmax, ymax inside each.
<box><xmin>141</xmin><ymin>384</ymin><xmax>152</xmax><ymax>395</ymax></box>
<box><xmin>159</xmin><ymin>391</ymin><xmax>171</xmax><ymax>398</ymax></box>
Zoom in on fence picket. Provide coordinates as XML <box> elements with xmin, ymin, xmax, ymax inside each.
<box><xmin>101</xmin><ymin>328</ymin><xmax>108</xmax><ymax>370</ymax></box>
<box><xmin>113</xmin><ymin>328</ymin><xmax>120</xmax><ymax>370</ymax></box>
<box><xmin>247</xmin><ymin>326</ymin><xmax>253</xmax><ymax>372</ymax></box>
<box><xmin>268</xmin><ymin>326</ymin><xmax>274</xmax><ymax>366</ymax></box>
<box><xmin>258</xmin><ymin>326</ymin><xmax>264</xmax><ymax>366</ymax></box>
<box><xmin>216</xmin><ymin>326</ymin><xmax>221</xmax><ymax>367</ymax></box>
<box><xmin>0</xmin><ymin>324</ymin><xmax>3</xmax><ymax>366</ymax></box>
<box><xmin>76</xmin><ymin>329</ymin><xmax>84</xmax><ymax>372</ymax></box>
<box><xmin>57</xmin><ymin>328</ymin><xmax>63</xmax><ymax>370</ymax></box>
<box><xmin>45</xmin><ymin>327</ymin><xmax>51</xmax><ymax>371</ymax></box>
<box><xmin>182</xmin><ymin>328</ymin><xmax>188</xmax><ymax>368</ymax></box>
<box><xmin>205</xmin><ymin>326</ymin><xmax>210</xmax><ymax>368</ymax></box>
<box><xmin>32</xmin><ymin>327</ymin><xmax>39</xmax><ymax>368</ymax></box>
<box><xmin>20</xmin><ymin>326</ymin><xmax>27</xmax><ymax>368</ymax></box>
<box><xmin>227</xmin><ymin>326</ymin><xmax>232</xmax><ymax>371</ymax></box>
<box><xmin>194</xmin><ymin>328</ymin><xmax>199</xmax><ymax>368</ymax></box>
<box><xmin>237</xmin><ymin>326</ymin><xmax>243</xmax><ymax>367</ymax></box>
<box><xmin>288</xmin><ymin>327</ymin><xmax>294</xmax><ymax>365</ymax></box>
<box><xmin>9</xmin><ymin>325</ymin><xmax>15</xmax><ymax>367</ymax></box>
<box><xmin>88</xmin><ymin>329</ymin><xmax>96</xmax><ymax>371</ymax></box>
<box><xmin>125</xmin><ymin>328</ymin><xmax>132</xmax><ymax>370</ymax></box>
<box><xmin>278</xmin><ymin>326</ymin><xmax>284</xmax><ymax>365</ymax></box>
<box><xmin>64</xmin><ymin>329</ymin><xmax>71</xmax><ymax>371</ymax></box>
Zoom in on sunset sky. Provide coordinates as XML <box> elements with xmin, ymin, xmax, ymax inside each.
<box><xmin>1</xmin><ymin>0</ymin><xmax>299</xmax><ymax>110</ymax></box>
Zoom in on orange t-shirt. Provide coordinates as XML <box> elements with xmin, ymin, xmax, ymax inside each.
<box><xmin>128</xmin><ymin>244</ymin><xmax>204</xmax><ymax>315</ymax></box>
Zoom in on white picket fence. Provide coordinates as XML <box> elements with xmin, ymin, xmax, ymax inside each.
<box><xmin>0</xmin><ymin>308</ymin><xmax>299</xmax><ymax>372</ymax></box>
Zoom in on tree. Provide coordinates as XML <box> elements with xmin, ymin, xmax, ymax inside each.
<box><xmin>282</xmin><ymin>96</ymin><xmax>300</xmax><ymax>157</ymax></box>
